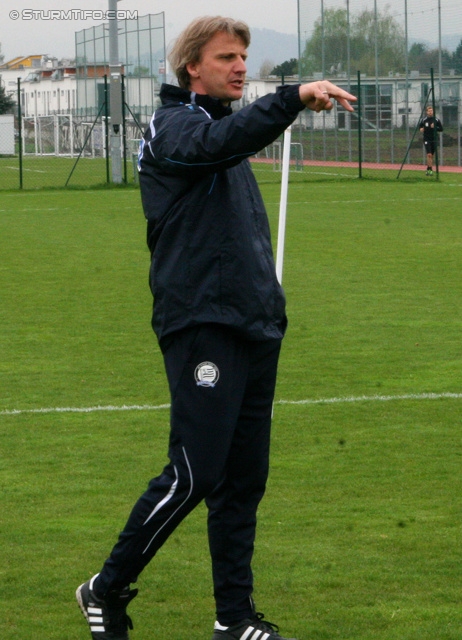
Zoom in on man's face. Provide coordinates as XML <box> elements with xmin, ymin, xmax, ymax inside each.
<box><xmin>186</xmin><ymin>31</ymin><xmax>247</xmax><ymax>104</ymax></box>
<box><xmin>427</xmin><ymin>107</ymin><xmax>434</xmax><ymax>117</ymax></box>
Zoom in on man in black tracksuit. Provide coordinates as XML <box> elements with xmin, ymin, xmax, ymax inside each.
<box><xmin>419</xmin><ymin>105</ymin><xmax>443</xmax><ymax>175</ymax></box>
<box><xmin>76</xmin><ymin>16</ymin><xmax>356</xmax><ymax>640</ymax></box>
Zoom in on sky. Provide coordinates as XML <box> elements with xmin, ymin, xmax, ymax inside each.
<box><xmin>1</xmin><ymin>0</ymin><xmax>461</xmax><ymax>64</ymax></box>
<box><xmin>0</xmin><ymin>0</ymin><xmax>299</xmax><ymax>62</ymax></box>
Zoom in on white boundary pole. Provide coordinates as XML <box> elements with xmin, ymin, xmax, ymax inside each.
<box><xmin>275</xmin><ymin>125</ymin><xmax>292</xmax><ymax>284</ymax></box>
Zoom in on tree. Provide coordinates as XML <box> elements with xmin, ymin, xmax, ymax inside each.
<box><xmin>302</xmin><ymin>7</ymin><xmax>405</xmax><ymax>77</ymax></box>
<box><xmin>408</xmin><ymin>42</ymin><xmax>426</xmax><ymax>67</ymax></box>
<box><xmin>353</xmin><ymin>8</ymin><xmax>405</xmax><ymax>74</ymax></box>
<box><xmin>131</xmin><ymin>65</ymin><xmax>150</xmax><ymax>77</ymax></box>
<box><xmin>0</xmin><ymin>85</ymin><xmax>15</xmax><ymax>114</ymax></box>
<box><xmin>451</xmin><ymin>38</ymin><xmax>462</xmax><ymax>74</ymax></box>
<box><xmin>259</xmin><ymin>59</ymin><xmax>275</xmax><ymax>79</ymax></box>
<box><xmin>270</xmin><ymin>58</ymin><xmax>298</xmax><ymax>78</ymax></box>
<box><xmin>302</xmin><ymin>8</ymin><xmax>349</xmax><ymax>76</ymax></box>
<box><xmin>408</xmin><ymin>42</ymin><xmax>453</xmax><ymax>74</ymax></box>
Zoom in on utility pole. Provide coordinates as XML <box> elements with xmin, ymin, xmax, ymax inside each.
<box><xmin>108</xmin><ymin>0</ymin><xmax>123</xmax><ymax>183</ymax></box>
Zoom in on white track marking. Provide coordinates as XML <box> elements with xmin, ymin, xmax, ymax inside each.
<box><xmin>1</xmin><ymin>393</ymin><xmax>461</xmax><ymax>416</ymax></box>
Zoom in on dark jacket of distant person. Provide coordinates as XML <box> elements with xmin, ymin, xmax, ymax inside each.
<box><xmin>419</xmin><ymin>113</ymin><xmax>443</xmax><ymax>141</ymax></box>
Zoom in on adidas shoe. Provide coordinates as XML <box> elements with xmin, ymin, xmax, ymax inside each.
<box><xmin>426</xmin><ymin>169</ymin><xmax>433</xmax><ymax>176</ymax></box>
<box><xmin>211</xmin><ymin>611</ymin><xmax>298</xmax><ymax>640</ymax></box>
<box><xmin>76</xmin><ymin>575</ymin><xmax>138</xmax><ymax>639</ymax></box>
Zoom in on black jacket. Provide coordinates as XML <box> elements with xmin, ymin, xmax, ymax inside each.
<box><xmin>419</xmin><ymin>115</ymin><xmax>443</xmax><ymax>141</ymax></box>
<box><xmin>139</xmin><ymin>83</ymin><xmax>305</xmax><ymax>341</ymax></box>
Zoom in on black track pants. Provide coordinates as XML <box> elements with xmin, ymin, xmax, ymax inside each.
<box><xmin>96</xmin><ymin>324</ymin><xmax>282</xmax><ymax>624</ymax></box>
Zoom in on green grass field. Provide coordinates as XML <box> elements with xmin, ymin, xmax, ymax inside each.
<box><xmin>1</xmin><ymin>167</ymin><xmax>461</xmax><ymax>639</ymax></box>
<box><xmin>0</xmin><ymin>140</ymin><xmax>456</xmax><ymax>190</ymax></box>
<box><xmin>0</xmin><ymin>155</ymin><xmax>138</xmax><ymax>190</ymax></box>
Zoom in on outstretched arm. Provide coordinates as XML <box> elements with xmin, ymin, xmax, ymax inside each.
<box><xmin>299</xmin><ymin>80</ymin><xmax>357</xmax><ymax>113</ymax></box>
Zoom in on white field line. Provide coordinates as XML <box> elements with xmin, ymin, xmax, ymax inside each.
<box><xmin>0</xmin><ymin>403</ymin><xmax>171</xmax><ymax>416</ymax></box>
<box><xmin>277</xmin><ymin>392</ymin><xmax>462</xmax><ymax>405</ymax></box>
<box><xmin>1</xmin><ymin>392</ymin><xmax>461</xmax><ymax>416</ymax></box>
<box><xmin>4</xmin><ymin>166</ymin><xmax>48</xmax><ymax>173</ymax></box>
<box><xmin>0</xmin><ymin>207</ymin><xmax>68</xmax><ymax>212</ymax></box>
<box><xmin>267</xmin><ymin>196</ymin><xmax>462</xmax><ymax>206</ymax></box>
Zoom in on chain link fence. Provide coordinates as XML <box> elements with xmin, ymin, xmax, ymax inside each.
<box><xmin>2</xmin><ymin>0</ymin><xmax>461</xmax><ymax>189</ymax></box>
<box><xmin>0</xmin><ymin>12</ymin><xmax>164</xmax><ymax>190</ymax></box>
<box><xmin>294</xmin><ymin>0</ymin><xmax>462</xmax><ymax>177</ymax></box>
<box><xmin>279</xmin><ymin>70</ymin><xmax>462</xmax><ymax>178</ymax></box>
<box><xmin>0</xmin><ymin>76</ymin><xmax>150</xmax><ymax>190</ymax></box>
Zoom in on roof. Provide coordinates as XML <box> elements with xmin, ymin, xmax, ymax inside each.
<box><xmin>0</xmin><ymin>55</ymin><xmax>47</xmax><ymax>70</ymax></box>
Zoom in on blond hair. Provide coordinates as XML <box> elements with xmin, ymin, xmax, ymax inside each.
<box><xmin>168</xmin><ymin>16</ymin><xmax>251</xmax><ymax>89</ymax></box>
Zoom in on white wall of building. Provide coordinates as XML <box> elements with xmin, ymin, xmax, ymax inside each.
<box><xmin>1</xmin><ymin>68</ymin><xmax>76</xmax><ymax>117</ymax></box>
<box><xmin>0</xmin><ymin>114</ymin><xmax>15</xmax><ymax>154</ymax></box>
<box><xmin>243</xmin><ymin>76</ymin><xmax>461</xmax><ymax>130</ymax></box>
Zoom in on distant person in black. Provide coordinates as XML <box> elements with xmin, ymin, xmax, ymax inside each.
<box><xmin>419</xmin><ymin>106</ymin><xmax>443</xmax><ymax>175</ymax></box>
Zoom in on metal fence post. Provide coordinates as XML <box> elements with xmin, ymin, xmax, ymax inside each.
<box><xmin>17</xmin><ymin>78</ymin><xmax>23</xmax><ymax>189</ymax></box>
<box><xmin>104</xmin><ymin>74</ymin><xmax>110</xmax><ymax>184</ymax></box>
<box><xmin>430</xmin><ymin>68</ymin><xmax>439</xmax><ymax>180</ymax></box>
<box><xmin>122</xmin><ymin>74</ymin><xmax>127</xmax><ymax>184</ymax></box>
<box><xmin>357</xmin><ymin>71</ymin><xmax>362</xmax><ymax>179</ymax></box>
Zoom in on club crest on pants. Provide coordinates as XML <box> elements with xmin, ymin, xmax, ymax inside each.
<box><xmin>194</xmin><ymin>361</ymin><xmax>220</xmax><ymax>388</ymax></box>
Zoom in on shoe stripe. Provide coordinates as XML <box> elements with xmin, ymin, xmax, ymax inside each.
<box><xmin>89</xmin><ymin>615</ymin><xmax>104</xmax><ymax>623</ymax></box>
<box><xmin>90</xmin><ymin>625</ymin><xmax>105</xmax><ymax>632</ymax></box>
<box><xmin>88</xmin><ymin>606</ymin><xmax>102</xmax><ymax>614</ymax></box>
<box><xmin>250</xmin><ymin>631</ymin><xmax>266</xmax><ymax>640</ymax></box>
<box><xmin>240</xmin><ymin>628</ymin><xmax>256</xmax><ymax>640</ymax></box>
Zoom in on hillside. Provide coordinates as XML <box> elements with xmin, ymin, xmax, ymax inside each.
<box><xmin>246</xmin><ymin>28</ymin><xmax>298</xmax><ymax>77</ymax></box>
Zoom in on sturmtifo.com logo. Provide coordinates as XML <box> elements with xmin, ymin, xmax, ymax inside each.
<box><xmin>194</xmin><ymin>362</ymin><xmax>220</xmax><ymax>388</ymax></box>
<box><xmin>9</xmin><ymin>9</ymin><xmax>138</xmax><ymax>21</ymax></box>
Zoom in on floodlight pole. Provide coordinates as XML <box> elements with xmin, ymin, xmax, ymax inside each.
<box><xmin>276</xmin><ymin>126</ymin><xmax>292</xmax><ymax>284</ymax></box>
<box><xmin>297</xmin><ymin>0</ymin><xmax>302</xmax><ymax>81</ymax></box>
<box><xmin>430</xmin><ymin>68</ymin><xmax>439</xmax><ymax>180</ymax></box>
<box><xmin>108</xmin><ymin>0</ymin><xmax>123</xmax><ymax>183</ymax></box>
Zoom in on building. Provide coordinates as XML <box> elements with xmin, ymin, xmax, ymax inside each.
<box><xmin>243</xmin><ymin>72</ymin><xmax>462</xmax><ymax>131</ymax></box>
<box><xmin>0</xmin><ymin>13</ymin><xmax>166</xmax><ymax>123</ymax></box>
<box><xmin>0</xmin><ymin>55</ymin><xmax>77</xmax><ymax>116</ymax></box>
